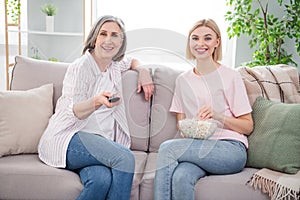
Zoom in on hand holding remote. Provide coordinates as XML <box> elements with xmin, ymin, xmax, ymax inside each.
<box><xmin>108</xmin><ymin>96</ymin><xmax>120</xmax><ymax>103</ymax></box>
<box><xmin>108</xmin><ymin>92</ymin><xmax>121</xmax><ymax>103</ymax></box>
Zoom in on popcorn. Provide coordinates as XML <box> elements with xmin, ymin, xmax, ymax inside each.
<box><xmin>178</xmin><ymin>118</ymin><xmax>217</xmax><ymax>139</ymax></box>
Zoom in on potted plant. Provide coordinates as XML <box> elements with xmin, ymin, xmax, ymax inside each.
<box><xmin>6</xmin><ymin>0</ymin><xmax>21</xmax><ymax>24</ymax></box>
<box><xmin>41</xmin><ymin>3</ymin><xmax>57</xmax><ymax>32</ymax></box>
<box><xmin>225</xmin><ymin>0</ymin><xmax>300</xmax><ymax>67</ymax></box>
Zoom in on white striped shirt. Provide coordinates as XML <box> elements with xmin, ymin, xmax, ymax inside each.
<box><xmin>38</xmin><ymin>51</ymin><xmax>132</xmax><ymax>168</ymax></box>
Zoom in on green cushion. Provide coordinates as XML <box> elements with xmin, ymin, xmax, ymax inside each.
<box><xmin>246</xmin><ymin>96</ymin><xmax>300</xmax><ymax>174</ymax></box>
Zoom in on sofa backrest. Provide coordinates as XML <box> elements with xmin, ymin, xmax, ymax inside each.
<box><xmin>122</xmin><ymin>70</ymin><xmax>151</xmax><ymax>151</ymax></box>
<box><xmin>10</xmin><ymin>56</ymin><xmax>152</xmax><ymax>152</ymax></box>
<box><xmin>11</xmin><ymin>56</ymin><xmax>68</xmax><ymax>108</ymax></box>
<box><xmin>12</xmin><ymin>56</ymin><xmax>299</xmax><ymax>154</ymax></box>
<box><xmin>149</xmin><ymin>66</ymin><xmax>183</xmax><ymax>152</ymax></box>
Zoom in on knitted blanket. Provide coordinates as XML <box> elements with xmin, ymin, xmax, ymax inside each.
<box><xmin>237</xmin><ymin>64</ymin><xmax>300</xmax><ymax>106</ymax></box>
<box><xmin>248</xmin><ymin>168</ymin><xmax>300</xmax><ymax>200</ymax></box>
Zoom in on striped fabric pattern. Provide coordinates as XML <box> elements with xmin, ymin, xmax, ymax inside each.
<box><xmin>38</xmin><ymin>51</ymin><xmax>132</xmax><ymax>168</ymax></box>
<box><xmin>237</xmin><ymin>64</ymin><xmax>300</xmax><ymax>106</ymax></box>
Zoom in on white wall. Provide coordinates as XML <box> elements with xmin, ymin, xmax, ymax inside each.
<box><xmin>94</xmin><ymin>0</ymin><xmax>235</xmax><ymax>68</ymax></box>
<box><xmin>27</xmin><ymin>0</ymin><xmax>84</xmax><ymax>62</ymax></box>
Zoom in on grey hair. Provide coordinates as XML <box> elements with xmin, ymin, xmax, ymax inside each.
<box><xmin>82</xmin><ymin>15</ymin><xmax>127</xmax><ymax>61</ymax></box>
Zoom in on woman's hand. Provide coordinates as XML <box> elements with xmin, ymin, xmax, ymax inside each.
<box><xmin>176</xmin><ymin>113</ymin><xmax>186</xmax><ymax>138</ymax></box>
<box><xmin>73</xmin><ymin>91</ymin><xmax>120</xmax><ymax>120</ymax></box>
<box><xmin>130</xmin><ymin>59</ymin><xmax>154</xmax><ymax>101</ymax></box>
<box><xmin>94</xmin><ymin>91</ymin><xmax>121</xmax><ymax>108</ymax></box>
<box><xmin>136</xmin><ymin>68</ymin><xmax>154</xmax><ymax>101</ymax></box>
<box><xmin>196</xmin><ymin>105</ymin><xmax>253</xmax><ymax>135</ymax></box>
<box><xmin>197</xmin><ymin>105</ymin><xmax>216</xmax><ymax>120</ymax></box>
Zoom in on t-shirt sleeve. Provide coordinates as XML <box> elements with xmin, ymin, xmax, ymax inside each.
<box><xmin>226</xmin><ymin>71</ymin><xmax>252</xmax><ymax>117</ymax></box>
<box><xmin>169</xmin><ymin>77</ymin><xmax>184</xmax><ymax>114</ymax></box>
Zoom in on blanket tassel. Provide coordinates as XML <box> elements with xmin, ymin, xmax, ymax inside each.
<box><xmin>247</xmin><ymin>173</ymin><xmax>300</xmax><ymax>200</ymax></box>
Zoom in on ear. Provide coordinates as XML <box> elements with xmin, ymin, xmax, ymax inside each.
<box><xmin>215</xmin><ymin>38</ymin><xmax>220</xmax><ymax>48</ymax></box>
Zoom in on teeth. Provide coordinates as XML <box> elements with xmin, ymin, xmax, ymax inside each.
<box><xmin>102</xmin><ymin>46</ymin><xmax>113</xmax><ymax>50</ymax></box>
<box><xmin>196</xmin><ymin>48</ymin><xmax>207</xmax><ymax>53</ymax></box>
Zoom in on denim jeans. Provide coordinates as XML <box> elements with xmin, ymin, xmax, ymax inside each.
<box><xmin>153</xmin><ymin>139</ymin><xmax>247</xmax><ymax>200</ymax></box>
<box><xmin>66</xmin><ymin>132</ymin><xmax>135</xmax><ymax>200</ymax></box>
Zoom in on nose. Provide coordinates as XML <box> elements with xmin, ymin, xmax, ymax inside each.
<box><xmin>104</xmin><ymin>35</ymin><xmax>113</xmax><ymax>43</ymax></box>
<box><xmin>196</xmin><ymin>38</ymin><xmax>205</xmax><ymax>45</ymax></box>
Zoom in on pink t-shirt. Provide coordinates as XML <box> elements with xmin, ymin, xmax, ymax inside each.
<box><xmin>170</xmin><ymin>65</ymin><xmax>252</xmax><ymax>147</ymax></box>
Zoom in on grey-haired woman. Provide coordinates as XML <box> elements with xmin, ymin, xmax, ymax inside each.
<box><xmin>38</xmin><ymin>15</ymin><xmax>154</xmax><ymax>200</ymax></box>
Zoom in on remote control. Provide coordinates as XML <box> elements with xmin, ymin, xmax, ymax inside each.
<box><xmin>108</xmin><ymin>96</ymin><xmax>120</xmax><ymax>103</ymax></box>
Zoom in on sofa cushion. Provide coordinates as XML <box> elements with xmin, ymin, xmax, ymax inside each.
<box><xmin>247</xmin><ymin>96</ymin><xmax>300</xmax><ymax>174</ymax></box>
<box><xmin>194</xmin><ymin>168</ymin><xmax>269</xmax><ymax>200</ymax></box>
<box><xmin>0</xmin><ymin>154</ymin><xmax>82</xmax><ymax>200</ymax></box>
<box><xmin>11</xmin><ymin>55</ymin><xmax>68</xmax><ymax>108</ymax></box>
<box><xmin>0</xmin><ymin>84</ymin><xmax>53</xmax><ymax>157</ymax></box>
<box><xmin>130</xmin><ymin>151</ymin><xmax>148</xmax><ymax>200</ymax></box>
<box><xmin>140</xmin><ymin>152</ymin><xmax>158</xmax><ymax>200</ymax></box>
<box><xmin>122</xmin><ymin>70</ymin><xmax>151</xmax><ymax>151</ymax></box>
<box><xmin>149</xmin><ymin>66</ymin><xmax>183</xmax><ymax>152</ymax></box>
<box><xmin>139</xmin><ymin>154</ymin><xmax>269</xmax><ymax>200</ymax></box>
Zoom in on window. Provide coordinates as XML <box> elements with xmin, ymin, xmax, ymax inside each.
<box><xmin>1</xmin><ymin>1</ymin><xmax>28</xmax><ymax>90</ymax></box>
<box><xmin>93</xmin><ymin>0</ymin><xmax>235</xmax><ymax>69</ymax></box>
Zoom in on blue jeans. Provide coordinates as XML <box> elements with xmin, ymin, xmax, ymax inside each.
<box><xmin>153</xmin><ymin>139</ymin><xmax>247</xmax><ymax>200</ymax></box>
<box><xmin>66</xmin><ymin>132</ymin><xmax>135</xmax><ymax>200</ymax></box>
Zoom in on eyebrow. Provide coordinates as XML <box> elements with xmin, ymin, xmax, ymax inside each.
<box><xmin>191</xmin><ymin>33</ymin><xmax>213</xmax><ymax>37</ymax></box>
<box><xmin>99</xmin><ymin>30</ymin><xmax>121</xmax><ymax>35</ymax></box>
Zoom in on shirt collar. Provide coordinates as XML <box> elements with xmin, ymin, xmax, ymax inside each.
<box><xmin>86</xmin><ymin>50</ymin><xmax>113</xmax><ymax>76</ymax></box>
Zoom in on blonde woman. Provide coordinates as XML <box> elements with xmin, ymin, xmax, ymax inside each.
<box><xmin>153</xmin><ymin>19</ymin><xmax>253</xmax><ymax>200</ymax></box>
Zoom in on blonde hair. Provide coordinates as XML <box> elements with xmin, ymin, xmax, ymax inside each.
<box><xmin>82</xmin><ymin>15</ymin><xmax>127</xmax><ymax>61</ymax></box>
<box><xmin>186</xmin><ymin>19</ymin><xmax>222</xmax><ymax>61</ymax></box>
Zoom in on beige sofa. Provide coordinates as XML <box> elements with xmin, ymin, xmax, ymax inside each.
<box><xmin>2</xmin><ymin>55</ymin><xmax>298</xmax><ymax>200</ymax></box>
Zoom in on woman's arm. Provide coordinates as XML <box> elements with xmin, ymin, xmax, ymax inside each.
<box><xmin>213</xmin><ymin>112</ymin><xmax>253</xmax><ymax>136</ymax></box>
<box><xmin>130</xmin><ymin>59</ymin><xmax>154</xmax><ymax>101</ymax></box>
<box><xmin>73</xmin><ymin>92</ymin><xmax>119</xmax><ymax>120</ymax></box>
<box><xmin>176</xmin><ymin>113</ymin><xmax>186</xmax><ymax>130</ymax></box>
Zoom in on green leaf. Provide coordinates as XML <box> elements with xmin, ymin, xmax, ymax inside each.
<box><xmin>225</xmin><ymin>0</ymin><xmax>299</xmax><ymax>66</ymax></box>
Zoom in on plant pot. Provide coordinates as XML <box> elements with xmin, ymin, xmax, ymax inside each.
<box><xmin>46</xmin><ymin>16</ymin><xmax>54</xmax><ymax>32</ymax></box>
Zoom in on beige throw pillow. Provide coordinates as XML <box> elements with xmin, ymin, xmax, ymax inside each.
<box><xmin>0</xmin><ymin>84</ymin><xmax>53</xmax><ymax>157</ymax></box>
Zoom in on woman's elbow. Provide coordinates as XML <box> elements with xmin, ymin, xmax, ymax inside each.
<box><xmin>244</xmin><ymin>119</ymin><xmax>254</xmax><ymax>136</ymax></box>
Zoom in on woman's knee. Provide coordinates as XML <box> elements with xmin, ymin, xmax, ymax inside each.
<box><xmin>125</xmin><ymin>149</ymin><xmax>135</xmax><ymax>172</ymax></box>
<box><xmin>172</xmin><ymin>162</ymin><xmax>206</xmax><ymax>186</ymax></box>
<box><xmin>115</xmin><ymin>148</ymin><xmax>135</xmax><ymax>173</ymax></box>
<box><xmin>157</xmin><ymin>139</ymin><xmax>188</xmax><ymax>160</ymax></box>
<box><xmin>158</xmin><ymin>139</ymin><xmax>178</xmax><ymax>155</ymax></box>
<box><xmin>79</xmin><ymin>165</ymin><xmax>112</xmax><ymax>192</ymax></box>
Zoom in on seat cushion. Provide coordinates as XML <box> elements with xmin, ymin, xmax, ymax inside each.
<box><xmin>0</xmin><ymin>154</ymin><xmax>82</xmax><ymax>200</ymax></box>
<box><xmin>0</xmin><ymin>152</ymin><xmax>148</xmax><ymax>200</ymax></box>
<box><xmin>130</xmin><ymin>151</ymin><xmax>148</xmax><ymax>200</ymax></box>
<box><xmin>140</xmin><ymin>152</ymin><xmax>158</xmax><ymax>200</ymax></box>
<box><xmin>140</xmin><ymin>153</ymin><xmax>269</xmax><ymax>200</ymax></box>
<box><xmin>194</xmin><ymin>168</ymin><xmax>269</xmax><ymax>200</ymax></box>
